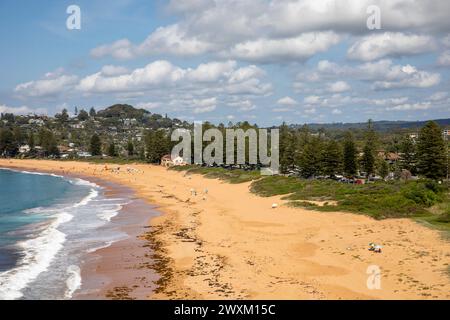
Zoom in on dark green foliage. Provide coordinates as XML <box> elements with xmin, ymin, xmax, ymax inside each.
<box><xmin>107</xmin><ymin>142</ymin><xmax>117</xmax><ymax>157</ymax></box>
<box><xmin>38</xmin><ymin>129</ymin><xmax>59</xmax><ymax>157</ymax></box>
<box><xmin>416</xmin><ymin>121</ymin><xmax>447</xmax><ymax>179</ymax></box>
<box><xmin>0</xmin><ymin>128</ymin><xmax>17</xmax><ymax>156</ymax></box>
<box><xmin>343</xmin><ymin>131</ymin><xmax>358</xmax><ymax>177</ymax></box>
<box><xmin>127</xmin><ymin>140</ymin><xmax>134</xmax><ymax>156</ymax></box>
<box><xmin>321</xmin><ymin>139</ymin><xmax>342</xmax><ymax>177</ymax></box>
<box><xmin>77</xmin><ymin>109</ymin><xmax>89</xmax><ymax>121</ymax></box>
<box><xmin>400</xmin><ymin>135</ymin><xmax>416</xmax><ymax>174</ymax></box>
<box><xmin>145</xmin><ymin>129</ymin><xmax>171</xmax><ymax>163</ymax></box>
<box><xmin>378</xmin><ymin>160</ymin><xmax>389</xmax><ymax>179</ymax></box>
<box><xmin>90</xmin><ymin>134</ymin><xmax>102</xmax><ymax>156</ymax></box>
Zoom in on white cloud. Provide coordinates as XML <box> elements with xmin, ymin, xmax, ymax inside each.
<box><xmin>348</xmin><ymin>33</ymin><xmax>436</xmax><ymax>61</ymax></box>
<box><xmin>136</xmin><ymin>102</ymin><xmax>161</xmax><ymax>110</ymax></box>
<box><xmin>304</xmin><ymin>95</ymin><xmax>321</xmax><ymax>105</ymax></box>
<box><xmin>192</xmin><ymin>97</ymin><xmax>217</xmax><ymax>114</ymax></box>
<box><xmin>387</xmin><ymin>102</ymin><xmax>432</xmax><ymax>111</ymax></box>
<box><xmin>228</xmin><ymin>100</ymin><xmax>256</xmax><ymax>111</ymax></box>
<box><xmin>224</xmin><ymin>32</ymin><xmax>341</xmax><ymax>63</ymax></box>
<box><xmin>300</xmin><ymin>59</ymin><xmax>440</xmax><ymax>91</ymax></box>
<box><xmin>437</xmin><ymin>50</ymin><xmax>450</xmax><ymax>66</ymax></box>
<box><xmin>0</xmin><ymin>104</ymin><xmax>47</xmax><ymax>115</ymax></box>
<box><xmin>90</xmin><ymin>0</ymin><xmax>450</xmax><ymax>64</ymax></box>
<box><xmin>15</xmin><ymin>73</ymin><xmax>78</xmax><ymax>98</ymax></box>
<box><xmin>101</xmin><ymin>65</ymin><xmax>129</xmax><ymax>76</ymax></box>
<box><xmin>331</xmin><ymin>109</ymin><xmax>342</xmax><ymax>115</ymax></box>
<box><xmin>277</xmin><ymin>96</ymin><xmax>297</xmax><ymax>106</ymax></box>
<box><xmin>327</xmin><ymin>81</ymin><xmax>350</xmax><ymax>93</ymax></box>
<box><xmin>91</xmin><ymin>39</ymin><xmax>134</xmax><ymax>59</ymax></box>
<box><xmin>429</xmin><ymin>92</ymin><xmax>448</xmax><ymax>101</ymax></box>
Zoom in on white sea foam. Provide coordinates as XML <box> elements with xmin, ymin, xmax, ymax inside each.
<box><xmin>0</xmin><ymin>212</ymin><xmax>73</xmax><ymax>300</ymax></box>
<box><xmin>64</xmin><ymin>265</ymin><xmax>82</xmax><ymax>299</ymax></box>
<box><xmin>0</xmin><ymin>177</ymin><xmax>100</xmax><ymax>300</ymax></box>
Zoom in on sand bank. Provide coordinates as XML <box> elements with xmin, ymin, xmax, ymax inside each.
<box><xmin>1</xmin><ymin>159</ymin><xmax>449</xmax><ymax>300</ymax></box>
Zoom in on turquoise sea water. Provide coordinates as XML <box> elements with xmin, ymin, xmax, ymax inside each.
<box><xmin>0</xmin><ymin>169</ymin><xmax>129</xmax><ymax>300</ymax></box>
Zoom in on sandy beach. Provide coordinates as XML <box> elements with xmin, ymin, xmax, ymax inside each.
<box><xmin>1</xmin><ymin>159</ymin><xmax>449</xmax><ymax>300</ymax></box>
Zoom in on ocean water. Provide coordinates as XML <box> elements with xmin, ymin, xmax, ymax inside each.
<box><xmin>0</xmin><ymin>168</ymin><xmax>129</xmax><ymax>300</ymax></box>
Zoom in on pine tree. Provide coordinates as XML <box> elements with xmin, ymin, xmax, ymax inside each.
<box><xmin>321</xmin><ymin>139</ymin><xmax>342</xmax><ymax>177</ymax></box>
<box><xmin>343</xmin><ymin>131</ymin><xmax>358</xmax><ymax>177</ymax></box>
<box><xmin>378</xmin><ymin>160</ymin><xmax>389</xmax><ymax>179</ymax></box>
<box><xmin>90</xmin><ymin>134</ymin><xmax>102</xmax><ymax>156</ymax></box>
<box><xmin>78</xmin><ymin>109</ymin><xmax>89</xmax><ymax>121</ymax></box>
<box><xmin>0</xmin><ymin>128</ymin><xmax>17</xmax><ymax>157</ymax></box>
<box><xmin>400</xmin><ymin>135</ymin><xmax>416</xmax><ymax>174</ymax></box>
<box><xmin>127</xmin><ymin>140</ymin><xmax>134</xmax><ymax>156</ymax></box>
<box><xmin>298</xmin><ymin>137</ymin><xmax>323</xmax><ymax>178</ymax></box>
<box><xmin>361</xmin><ymin>119</ymin><xmax>377</xmax><ymax>177</ymax></box>
<box><xmin>416</xmin><ymin>121</ymin><xmax>446</xmax><ymax>179</ymax></box>
<box><xmin>279</xmin><ymin>123</ymin><xmax>295</xmax><ymax>173</ymax></box>
<box><xmin>89</xmin><ymin>107</ymin><xmax>96</xmax><ymax>118</ymax></box>
<box><xmin>108</xmin><ymin>142</ymin><xmax>117</xmax><ymax>157</ymax></box>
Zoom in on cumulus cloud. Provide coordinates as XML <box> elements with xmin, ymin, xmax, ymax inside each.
<box><xmin>90</xmin><ymin>0</ymin><xmax>450</xmax><ymax>63</ymax></box>
<box><xmin>14</xmin><ymin>70</ymin><xmax>78</xmax><ymax>98</ymax></box>
<box><xmin>296</xmin><ymin>59</ymin><xmax>440</xmax><ymax>91</ymax></box>
<box><xmin>192</xmin><ymin>97</ymin><xmax>217</xmax><ymax>114</ymax></box>
<box><xmin>387</xmin><ymin>102</ymin><xmax>432</xmax><ymax>111</ymax></box>
<box><xmin>277</xmin><ymin>96</ymin><xmax>298</xmax><ymax>106</ymax></box>
<box><xmin>0</xmin><ymin>104</ymin><xmax>47</xmax><ymax>115</ymax></box>
<box><xmin>224</xmin><ymin>32</ymin><xmax>340</xmax><ymax>63</ymax></box>
<box><xmin>347</xmin><ymin>33</ymin><xmax>436</xmax><ymax>61</ymax></box>
<box><xmin>437</xmin><ymin>50</ymin><xmax>450</xmax><ymax>66</ymax></box>
<box><xmin>327</xmin><ymin>81</ymin><xmax>351</xmax><ymax>93</ymax></box>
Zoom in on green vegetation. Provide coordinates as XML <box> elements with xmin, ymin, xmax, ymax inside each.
<box><xmin>417</xmin><ymin>121</ymin><xmax>447</xmax><ymax>179</ymax></box>
<box><xmin>250</xmin><ymin>178</ymin><xmax>449</xmax><ymax>220</ymax></box>
<box><xmin>89</xmin><ymin>134</ymin><xmax>102</xmax><ymax>156</ymax></box>
<box><xmin>169</xmin><ymin>165</ymin><xmax>260</xmax><ymax>184</ymax></box>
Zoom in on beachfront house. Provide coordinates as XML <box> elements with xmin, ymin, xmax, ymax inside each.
<box><xmin>161</xmin><ymin>154</ymin><xmax>187</xmax><ymax>167</ymax></box>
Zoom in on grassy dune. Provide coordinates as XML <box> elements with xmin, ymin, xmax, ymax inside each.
<box><xmin>170</xmin><ymin>166</ymin><xmax>450</xmax><ymax>231</ymax></box>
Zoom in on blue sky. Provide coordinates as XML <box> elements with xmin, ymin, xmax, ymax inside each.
<box><xmin>1</xmin><ymin>0</ymin><xmax>450</xmax><ymax>126</ymax></box>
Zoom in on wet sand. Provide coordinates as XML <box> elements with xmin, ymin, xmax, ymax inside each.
<box><xmin>1</xmin><ymin>159</ymin><xmax>449</xmax><ymax>300</ymax></box>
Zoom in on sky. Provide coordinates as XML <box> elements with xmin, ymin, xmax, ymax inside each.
<box><xmin>1</xmin><ymin>0</ymin><xmax>450</xmax><ymax>126</ymax></box>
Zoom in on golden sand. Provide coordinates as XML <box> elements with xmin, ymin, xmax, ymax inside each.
<box><xmin>1</xmin><ymin>159</ymin><xmax>449</xmax><ymax>300</ymax></box>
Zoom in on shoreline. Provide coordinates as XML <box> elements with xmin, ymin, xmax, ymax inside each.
<box><xmin>1</xmin><ymin>159</ymin><xmax>449</xmax><ymax>300</ymax></box>
<box><xmin>0</xmin><ymin>163</ymin><xmax>160</xmax><ymax>300</ymax></box>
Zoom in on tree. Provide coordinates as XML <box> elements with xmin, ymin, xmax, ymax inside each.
<box><xmin>127</xmin><ymin>140</ymin><xmax>134</xmax><ymax>156</ymax></box>
<box><xmin>279</xmin><ymin>123</ymin><xmax>295</xmax><ymax>173</ymax></box>
<box><xmin>55</xmin><ymin>108</ymin><xmax>69</xmax><ymax>123</ymax></box>
<box><xmin>90</xmin><ymin>134</ymin><xmax>102</xmax><ymax>156</ymax></box>
<box><xmin>89</xmin><ymin>107</ymin><xmax>96</xmax><ymax>118</ymax></box>
<box><xmin>416</xmin><ymin>121</ymin><xmax>446</xmax><ymax>179</ymax></box>
<box><xmin>400</xmin><ymin>135</ymin><xmax>416</xmax><ymax>174</ymax></box>
<box><xmin>145</xmin><ymin>129</ymin><xmax>170</xmax><ymax>163</ymax></box>
<box><xmin>343</xmin><ymin>131</ymin><xmax>358</xmax><ymax>177</ymax></box>
<box><xmin>298</xmin><ymin>137</ymin><xmax>323</xmax><ymax>178</ymax></box>
<box><xmin>38</xmin><ymin>129</ymin><xmax>59</xmax><ymax>157</ymax></box>
<box><xmin>361</xmin><ymin>120</ymin><xmax>377</xmax><ymax>177</ymax></box>
<box><xmin>0</xmin><ymin>128</ymin><xmax>17</xmax><ymax>157</ymax></box>
<box><xmin>321</xmin><ymin>139</ymin><xmax>342</xmax><ymax>177</ymax></box>
<box><xmin>378</xmin><ymin>160</ymin><xmax>389</xmax><ymax>179</ymax></box>
<box><xmin>107</xmin><ymin>142</ymin><xmax>117</xmax><ymax>157</ymax></box>
<box><xmin>28</xmin><ymin>133</ymin><xmax>35</xmax><ymax>151</ymax></box>
<box><xmin>78</xmin><ymin>109</ymin><xmax>89</xmax><ymax>121</ymax></box>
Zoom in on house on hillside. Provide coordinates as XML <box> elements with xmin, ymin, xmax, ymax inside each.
<box><xmin>18</xmin><ymin>145</ymin><xmax>30</xmax><ymax>154</ymax></box>
<box><xmin>161</xmin><ymin>154</ymin><xmax>187</xmax><ymax>167</ymax></box>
